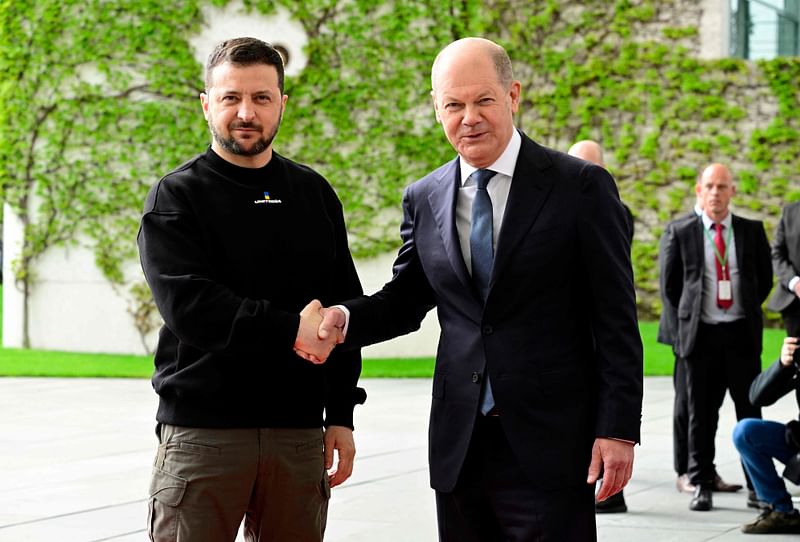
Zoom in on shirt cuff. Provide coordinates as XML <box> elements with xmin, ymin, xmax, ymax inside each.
<box><xmin>332</xmin><ymin>304</ymin><xmax>351</xmax><ymax>337</ymax></box>
<box><xmin>608</xmin><ymin>437</ymin><xmax>636</xmax><ymax>445</ymax></box>
<box><xmin>790</xmin><ymin>276</ymin><xmax>800</xmax><ymax>295</ymax></box>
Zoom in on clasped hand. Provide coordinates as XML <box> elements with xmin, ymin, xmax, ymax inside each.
<box><xmin>293</xmin><ymin>299</ymin><xmax>346</xmax><ymax>364</ymax></box>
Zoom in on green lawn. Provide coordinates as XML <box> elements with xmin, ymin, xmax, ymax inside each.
<box><xmin>0</xmin><ymin>309</ymin><xmax>787</xmax><ymax>378</ymax></box>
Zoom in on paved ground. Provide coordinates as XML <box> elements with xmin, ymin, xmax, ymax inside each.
<box><xmin>1</xmin><ymin>376</ymin><xmax>799</xmax><ymax>541</ymax></box>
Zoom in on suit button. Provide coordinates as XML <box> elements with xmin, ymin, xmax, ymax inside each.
<box><xmin>471</xmin><ymin>372</ymin><xmax>481</xmax><ymax>383</ymax></box>
<box><xmin>482</xmin><ymin>325</ymin><xmax>493</xmax><ymax>335</ymax></box>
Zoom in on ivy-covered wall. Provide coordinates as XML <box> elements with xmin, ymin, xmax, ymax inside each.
<box><xmin>1</xmin><ymin>0</ymin><xmax>798</xmax><ymax>347</ymax></box>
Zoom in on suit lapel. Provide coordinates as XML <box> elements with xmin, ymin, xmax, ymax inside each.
<box><xmin>491</xmin><ymin>135</ymin><xmax>555</xmax><ymax>287</ymax></box>
<box><xmin>732</xmin><ymin>214</ymin><xmax>745</xmax><ymax>266</ymax></box>
<box><xmin>427</xmin><ymin>158</ymin><xmax>474</xmax><ymax>292</ymax></box>
<box><xmin>689</xmin><ymin>216</ymin><xmax>704</xmax><ymax>268</ymax></box>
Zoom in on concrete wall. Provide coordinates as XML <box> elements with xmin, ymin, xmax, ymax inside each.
<box><xmin>2</xmin><ymin>202</ymin><xmax>149</xmax><ymax>354</ymax></box>
<box><xmin>700</xmin><ymin>0</ymin><xmax>731</xmax><ymax>59</ymax></box>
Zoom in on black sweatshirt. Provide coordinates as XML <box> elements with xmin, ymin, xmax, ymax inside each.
<box><xmin>137</xmin><ymin>148</ymin><xmax>365</xmax><ymax>429</ymax></box>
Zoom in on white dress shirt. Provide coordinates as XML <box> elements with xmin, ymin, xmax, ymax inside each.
<box><xmin>700</xmin><ymin>212</ymin><xmax>744</xmax><ymax>323</ymax></box>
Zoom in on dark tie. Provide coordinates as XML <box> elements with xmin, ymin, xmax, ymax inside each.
<box><xmin>470</xmin><ymin>169</ymin><xmax>495</xmax><ymax>301</ymax></box>
<box><xmin>469</xmin><ymin>168</ymin><xmax>496</xmax><ymax>414</ymax></box>
<box><xmin>712</xmin><ymin>223</ymin><xmax>733</xmax><ymax>309</ymax></box>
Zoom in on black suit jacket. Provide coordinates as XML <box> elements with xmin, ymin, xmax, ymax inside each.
<box><xmin>344</xmin><ymin>132</ymin><xmax>643</xmax><ymax>492</ymax></box>
<box><xmin>662</xmin><ymin>213</ymin><xmax>772</xmax><ymax>359</ymax></box>
<box><xmin>767</xmin><ymin>202</ymin><xmax>800</xmax><ymax>313</ymax></box>
<box><xmin>657</xmin><ymin>210</ymin><xmax>698</xmax><ymax>346</ymax></box>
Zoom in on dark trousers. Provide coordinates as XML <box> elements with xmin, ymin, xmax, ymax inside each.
<box><xmin>435</xmin><ymin>415</ymin><xmax>596</xmax><ymax>542</ymax></box>
<box><xmin>782</xmin><ymin>299</ymin><xmax>800</xmax><ymax>337</ymax></box>
<box><xmin>685</xmin><ymin>320</ymin><xmax>762</xmax><ymax>488</ymax></box>
<box><xmin>673</xmin><ymin>354</ymin><xmax>690</xmax><ymax>475</ymax></box>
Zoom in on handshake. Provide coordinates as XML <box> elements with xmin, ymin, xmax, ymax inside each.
<box><xmin>293</xmin><ymin>300</ymin><xmax>348</xmax><ymax>364</ymax></box>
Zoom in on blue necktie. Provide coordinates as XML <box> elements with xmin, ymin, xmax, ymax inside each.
<box><xmin>469</xmin><ymin>169</ymin><xmax>496</xmax><ymax>414</ymax></box>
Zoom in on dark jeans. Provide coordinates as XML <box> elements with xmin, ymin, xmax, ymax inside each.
<box><xmin>733</xmin><ymin>418</ymin><xmax>797</xmax><ymax>512</ymax></box>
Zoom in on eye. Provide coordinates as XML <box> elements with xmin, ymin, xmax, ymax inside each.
<box><xmin>221</xmin><ymin>95</ymin><xmax>238</xmax><ymax>103</ymax></box>
<box><xmin>254</xmin><ymin>95</ymin><xmax>271</xmax><ymax>104</ymax></box>
<box><xmin>444</xmin><ymin>102</ymin><xmax>462</xmax><ymax>111</ymax></box>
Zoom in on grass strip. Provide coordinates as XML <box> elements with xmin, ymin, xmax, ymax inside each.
<box><xmin>0</xmin><ymin>321</ymin><xmax>787</xmax><ymax>378</ymax></box>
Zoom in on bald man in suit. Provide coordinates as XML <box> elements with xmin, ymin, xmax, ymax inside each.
<box><xmin>662</xmin><ymin>163</ymin><xmax>771</xmax><ymax>511</ymax></box>
<box><xmin>299</xmin><ymin>38</ymin><xmax>643</xmax><ymax>541</ymax></box>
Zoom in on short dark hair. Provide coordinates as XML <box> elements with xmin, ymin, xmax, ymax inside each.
<box><xmin>490</xmin><ymin>46</ymin><xmax>513</xmax><ymax>88</ymax></box>
<box><xmin>205</xmin><ymin>37</ymin><xmax>285</xmax><ymax>93</ymax></box>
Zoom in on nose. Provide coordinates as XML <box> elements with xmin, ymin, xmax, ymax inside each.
<box><xmin>462</xmin><ymin>103</ymin><xmax>481</xmax><ymax>126</ymax></box>
<box><xmin>237</xmin><ymin>99</ymin><xmax>255</xmax><ymax>122</ymax></box>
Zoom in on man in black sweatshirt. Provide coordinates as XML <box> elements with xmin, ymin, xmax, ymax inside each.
<box><xmin>137</xmin><ymin>37</ymin><xmax>364</xmax><ymax>541</ymax></box>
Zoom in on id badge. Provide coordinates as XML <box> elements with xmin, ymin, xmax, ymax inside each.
<box><xmin>718</xmin><ymin>280</ymin><xmax>732</xmax><ymax>300</ymax></box>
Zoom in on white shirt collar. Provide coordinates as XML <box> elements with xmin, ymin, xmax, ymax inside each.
<box><xmin>459</xmin><ymin>130</ymin><xmax>521</xmax><ymax>186</ymax></box>
<box><xmin>701</xmin><ymin>210</ymin><xmax>732</xmax><ymax>231</ymax></box>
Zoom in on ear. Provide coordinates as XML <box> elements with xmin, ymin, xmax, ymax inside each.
<box><xmin>694</xmin><ymin>183</ymin><xmax>702</xmax><ymax>198</ymax></box>
<box><xmin>281</xmin><ymin>93</ymin><xmax>288</xmax><ymax>115</ymax></box>
<box><xmin>509</xmin><ymin>81</ymin><xmax>521</xmax><ymax>113</ymax></box>
<box><xmin>431</xmin><ymin>90</ymin><xmax>442</xmax><ymax>124</ymax></box>
<box><xmin>200</xmin><ymin>92</ymin><xmax>210</xmax><ymax>121</ymax></box>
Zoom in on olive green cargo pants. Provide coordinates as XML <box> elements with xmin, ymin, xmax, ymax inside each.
<box><xmin>148</xmin><ymin>424</ymin><xmax>330</xmax><ymax>542</ymax></box>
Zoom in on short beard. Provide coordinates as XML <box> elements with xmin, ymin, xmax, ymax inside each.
<box><xmin>209</xmin><ymin>116</ymin><xmax>281</xmax><ymax>157</ymax></box>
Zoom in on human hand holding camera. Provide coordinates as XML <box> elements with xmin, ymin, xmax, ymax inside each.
<box><xmin>780</xmin><ymin>336</ymin><xmax>798</xmax><ymax>368</ymax></box>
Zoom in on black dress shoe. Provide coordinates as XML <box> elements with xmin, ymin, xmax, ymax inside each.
<box><xmin>690</xmin><ymin>486</ymin><xmax>713</xmax><ymax>511</ymax></box>
<box><xmin>596</xmin><ymin>490</ymin><xmax>627</xmax><ymax>513</ymax></box>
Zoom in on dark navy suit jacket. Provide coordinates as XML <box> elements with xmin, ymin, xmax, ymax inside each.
<box><xmin>344</xmin><ymin>131</ymin><xmax>643</xmax><ymax>492</ymax></box>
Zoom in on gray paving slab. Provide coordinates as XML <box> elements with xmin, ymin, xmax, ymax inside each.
<box><xmin>0</xmin><ymin>376</ymin><xmax>798</xmax><ymax>541</ymax></box>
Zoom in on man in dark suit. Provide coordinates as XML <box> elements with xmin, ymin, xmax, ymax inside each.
<box><xmin>767</xmin><ymin>202</ymin><xmax>800</xmax><ymax>337</ymax></box>
<box><xmin>297</xmin><ymin>37</ymin><xmax>643</xmax><ymax>541</ymax></box>
<box><xmin>659</xmin><ymin>201</ymin><xmax>744</xmax><ymax>496</ymax></box>
<box><xmin>662</xmin><ymin>163</ymin><xmax>772</xmax><ymax>511</ymax></box>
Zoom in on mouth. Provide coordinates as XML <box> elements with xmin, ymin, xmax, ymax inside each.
<box><xmin>230</xmin><ymin>124</ymin><xmax>262</xmax><ymax>134</ymax></box>
<box><xmin>461</xmin><ymin>132</ymin><xmax>487</xmax><ymax>142</ymax></box>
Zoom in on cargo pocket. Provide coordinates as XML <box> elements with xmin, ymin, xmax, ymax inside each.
<box><xmin>319</xmin><ymin>471</ymin><xmax>331</xmax><ymax>501</ymax></box>
<box><xmin>148</xmin><ymin>467</ymin><xmax>187</xmax><ymax>541</ymax></box>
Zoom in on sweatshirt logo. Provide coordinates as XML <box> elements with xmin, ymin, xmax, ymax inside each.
<box><xmin>254</xmin><ymin>191</ymin><xmax>282</xmax><ymax>205</ymax></box>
